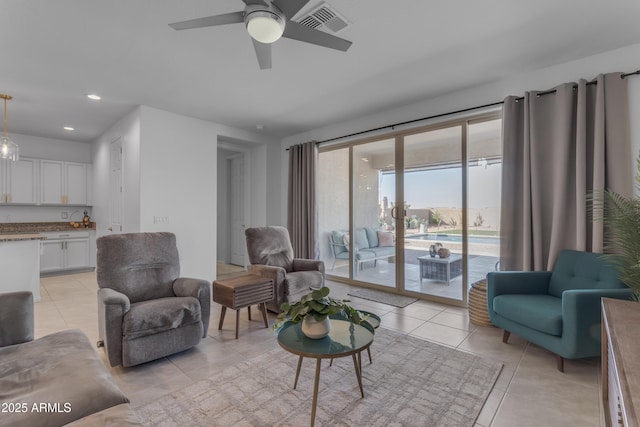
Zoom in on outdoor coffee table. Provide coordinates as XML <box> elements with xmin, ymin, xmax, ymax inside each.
<box><xmin>277</xmin><ymin>319</ymin><xmax>375</xmax><ymax>427</ymax></box>
<box><xmin>417</xmin><ymin>253</ymin><xmax>463</xmax><ymax>285</ymax></box>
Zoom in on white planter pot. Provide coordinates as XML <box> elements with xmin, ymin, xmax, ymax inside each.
<box><xmin>301</xmin><ymin>316</ymin><xmax>331</xmax><ymax>339</ymax></box>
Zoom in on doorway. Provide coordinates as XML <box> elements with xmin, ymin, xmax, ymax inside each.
<box><xmin>216</xmin><ymin>146</ymin><xmax>250</xmax><ymax>267</ymax></box>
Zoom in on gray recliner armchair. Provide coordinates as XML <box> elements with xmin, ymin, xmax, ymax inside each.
<box><xmin>245</xmin><ymin>226</ymin><xmax>324</xmax><ymax>313</ymax></box>
<box><xmin>96</xmin><ymin>232</ymin><xmax>211</xmax><ymax>367</ymax></box>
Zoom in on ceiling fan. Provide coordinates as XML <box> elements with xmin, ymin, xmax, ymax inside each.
<box><xmin>169</xmin><ymin>0</ymin><xmax>352</xmax><ymax>70</ymax></box>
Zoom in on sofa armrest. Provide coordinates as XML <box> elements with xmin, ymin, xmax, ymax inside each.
<box><xmin>561</xmin><ymin>288</ymin><xmax>633</xmax><ymax>356</ymax></box>
<box><xmin>98</xmin><ymin>288</ymin><xmax>131</xmax><ymax>367</ymax></box>
<box><xmin>487</xmin><ymin>271</ymin><xmax>552</xmax><ymax>299</ymax></box>
<box><xmin>248</xmin><ymin>264</ymin><xmax>286</xmax><ymax>284</ymax></box>
<box><xmin>562</xmin><ymin>288</ymin><xmax>633</xmax><ymax>339</ymax></box>
<box><xmin>293</xmin><ymin>258</ymin><xmax>325</xmax><ymax>273</ymax></box>
<box><xmin>0</xmin><ymin>291</ymin><xmax>34</xmax><ymax>347</ymax></box>
<box><xmin>293</xmin><ymin>259</ymin><xmax>325</xmax><ymax>289</ymax></box>
<box><xmin>173</xmin><ymin>277</ymin><xmax>211</xmax><ymax>339</ymax></box>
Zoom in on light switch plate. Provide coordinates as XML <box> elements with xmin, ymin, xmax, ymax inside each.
<box><xmin>154</xmin><ymin>216</ymin><xmax>170</xmax><ymax>224</ymax></box>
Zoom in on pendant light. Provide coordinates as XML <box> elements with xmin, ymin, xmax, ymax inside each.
<box><xmin>0</xmin><ymin>94</ymin><xmax>18</xmax><ymax>161</ymax></box>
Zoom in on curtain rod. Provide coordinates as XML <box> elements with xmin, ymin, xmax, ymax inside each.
<box><xmin>518</xmin><ymin>69</ymin><xmax>640</xmax><ymax>100</ymax></box>
<box><xmin>286</xmin><ymin>69</ymin><xmax>640</xmax><ymax>149</ymax></box>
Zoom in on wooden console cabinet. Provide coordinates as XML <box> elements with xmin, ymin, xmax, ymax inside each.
<box><xmin>602</xmin><ymin>298</ymin><xmax>640</xmax><ymax>426</ymax></box>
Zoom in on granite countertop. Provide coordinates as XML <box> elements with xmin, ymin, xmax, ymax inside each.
<box><xmin>0</xmin><ymin>222</ymin><xmax>97</xmax><ymax>234</ymax></box>
<box><xmin>0</xmin><ymin>233</ymin><xmax>47</xmax><ymax>242</ymax></box>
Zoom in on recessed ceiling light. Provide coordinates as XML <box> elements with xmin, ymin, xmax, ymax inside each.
<box><xmin>256</xmin><ymin>124</ymin><xmax>264</xmax><ymax>130</ymax></box>
<box><xmin>86</xmin><ymin>94</ymin><xmax>101</xmax><ymax>101</ymax></box>
<box><xmin>63</xmin><ymin>126</ymin><xmax>75</xmax><ymax>131</ymax></box>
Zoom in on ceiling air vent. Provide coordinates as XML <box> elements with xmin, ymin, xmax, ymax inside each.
<box><xmin>295</xmin><ymin>2</ymin><xmax>350</xmax><ymax>34</ymax></box>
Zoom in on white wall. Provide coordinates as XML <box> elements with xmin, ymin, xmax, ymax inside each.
<box><xmin>216</xmin><ymin>148</ymin><xmax>233</xmax><ymax>263</ymax></box>
<box><xmin>249</xmin><ymin>143</ymin><xmax>267</xmax><ymax>227</ymax></box>
<box><xmin>92</xmin><ymin>105</ymin><xmax>274</xmax><ymax>282</ymax></box>
<box><xmin>91</xmin><ymin>106</ymin><xmax>141</xmax><ymax>237</ymax></box>
<box><xmin>265</xmin><ymin>142</ymin><xmax>283</xmax><ymax>225</ymax></box>
<box><xmin>12</xmin><ymin>133</ymin><xmax>91</xmax><ymax>163</ymax></box>
<box><xmin>280</xmin><ymin>42</ymin><xmax>640</xmax><ymax>222</ymax></box>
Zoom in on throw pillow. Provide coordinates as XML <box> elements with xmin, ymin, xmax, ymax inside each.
<box><xmin>378</xmin><ymin>231</ymin><xmax>394</xmax><ymax>247</ymax></box>
<box><xmin>343</xmin><ymin>233</ymin><xmax>350</xmax><ymax>251</ymax></box>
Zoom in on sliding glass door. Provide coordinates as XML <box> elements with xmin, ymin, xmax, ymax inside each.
<box><xmin>352</xmin><ymin>139</ymin><xmax>396</xmax><ymax>287</ymax></box>
<box><xmin>402</xmin><ymin>125</ymin><xmax>464</xmax><ymax>301</ymax></box>
<box><xmin>318</xmin><ymin>113</ymin><xmax>502</xmax><ymax>306</ymax></box>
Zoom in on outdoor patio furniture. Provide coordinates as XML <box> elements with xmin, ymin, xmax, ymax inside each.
<box><xmin>329</xmin><ymin>228</ymin><xmax>395</xmax><ymax>275</ymax></box>
<box><xmin>417</xmin><ymin>253</ymin><xmax>462</xmax><ymax>285</ymax></box>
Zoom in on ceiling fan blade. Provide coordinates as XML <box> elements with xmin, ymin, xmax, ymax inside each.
<box><xmin>282</xmin><ymin>21</ymin><xmax>352</xmax><ymax>52</ymax></box>
<box><xmin>272</xmin><ymin>0</ymin><xmax>312</xmax><ymax>19</ymax></box>
<box><xmin>169</xmin><ymin>11</ymin><xmax>244</xmax><ymax>31</ymax></box>
<box><xmin>252</xmin><ymin>39</ymin><xmax>272</xmax><ymax>69</ymax></box>
<box><xmin>242</xmin><ymin>0</ymin><xmax>268</xmax><ymax>5</ymax></box>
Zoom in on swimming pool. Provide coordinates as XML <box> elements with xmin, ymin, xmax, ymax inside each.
<box><xmin>405</xmin><ymin>233</ymin><xmax>499</xmax><ymax>245</ymax></box>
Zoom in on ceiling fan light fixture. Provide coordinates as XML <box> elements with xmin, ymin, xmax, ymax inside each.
<box><xmin>245</xmin><ymin>10</ymin><xmax>285</xmax><ymax>44</ymax></box>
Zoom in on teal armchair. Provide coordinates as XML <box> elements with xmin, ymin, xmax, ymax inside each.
<box><xmin>487</xmin><ymin>250</ymin><xmax>632</xmax><ymax>371</ymax></box>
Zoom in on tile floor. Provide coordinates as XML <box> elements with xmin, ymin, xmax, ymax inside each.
<box><xmin>35</xmin><ymin>272</ymin><xmax>604</xmax><ymax>426</ymax></box>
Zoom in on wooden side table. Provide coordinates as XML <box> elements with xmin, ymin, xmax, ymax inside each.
<box><xmin>212</xmin><ymin>274</ymin><xmax>274</xmax><ymax>339</ymax></box>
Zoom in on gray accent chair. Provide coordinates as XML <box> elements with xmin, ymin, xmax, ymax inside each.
<box><xmin>96</xmin><ymin>232</ymin><xmax>211</xmax><ymax>367</ymax></box>
<box><xmin>245</xmin><ymin>226</ymin><xmax>324</xmax><ymax>313</ymax></box>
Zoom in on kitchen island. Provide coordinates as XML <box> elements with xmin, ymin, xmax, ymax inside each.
<box><xmin>0</xmin><ymin>233</ymin><xmax>46</xmax><ymax>301</ymax></box>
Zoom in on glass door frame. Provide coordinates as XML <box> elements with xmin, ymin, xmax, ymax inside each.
<box><xmin>320</xmin><ymin>111</ymin><xmax>501</xmax><ymax>308</ymax></box>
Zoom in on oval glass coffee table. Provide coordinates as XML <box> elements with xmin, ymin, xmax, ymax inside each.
<box><xmin>277</xmin><ymin>319</ymin><xmax>374</xmax><ymax>427</ymax></box>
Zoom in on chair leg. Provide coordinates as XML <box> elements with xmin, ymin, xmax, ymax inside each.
<box><xmin>502</xmin><ymin>330</ymin><xmax>510</xmax><ymax>343</ymax></box>
<box><xmin>218</xmin><ymin>306</ymin><xmax>227</xmax><ymax>330</ymax></box>
<box><xmin>260</xmin><ymin>303</ymin><xmax>269</xmax><ymax>328</ymax></box>
<box><xmin>248</xmin><ymin>306</ymin><xmax>251</xmax><ymax>321</ymax></box>
<box><xmin>556</xmin><ymin>355</ymin><xmax>564</xmax><ymax>372</ymax></box>
<box><xmin>235</xmin><ymin>309</ymin><xmax>240</xmax><ymax>339</ymax></box>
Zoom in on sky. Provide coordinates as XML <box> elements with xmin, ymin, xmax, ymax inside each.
<box><xmin>379</xmin><ymin>163</ymin><xmax>501</xmax><ymax>209</ymax></box>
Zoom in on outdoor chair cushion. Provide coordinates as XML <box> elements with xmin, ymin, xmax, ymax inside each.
<box><xmin>360</xmin><ymin>246</ymin><xmax>395</xmax><ymax>259</ymax></box>
<box><xmin>332</xmin><ymin>230</ymin><xmax>348</xmax><ymax>255</ymax></box>
<box><xmin>364</xmin><ymin>227</ymin><xmax>379</xmax><ymax>248</ymax></box>
<box><xmin>354</xmin><ymin>228</ymin><xmax>370</xmax><ymax>250</ymax></box>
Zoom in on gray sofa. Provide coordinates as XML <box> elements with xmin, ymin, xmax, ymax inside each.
<box><xmin>0</xmin><ymin>291</ymin><xmax>141</xmax><ymax>427</ymax></box>
<box><xmin>329</xmin><ymin>227</ymin><xmax>395</xmax><ymax>274</ymax></box>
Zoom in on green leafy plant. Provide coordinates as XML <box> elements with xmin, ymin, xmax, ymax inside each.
<box><xmin>594</xmin><ymin>155</ymin><xmax>640</xmax><ymax>300</ymax></box>
<box><xmin>430</xmin><ymin>209</ymin><xmax>443</xmax><ymax>226</ymax></box>
<box><xmin>274</xmin><ymin>287</ymin><xmax>367</xmax><ymax>331</ymax></box>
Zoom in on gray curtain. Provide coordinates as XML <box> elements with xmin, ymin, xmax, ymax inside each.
<box><xmin>288</xmin><ymin>141</ymin><xmax>319</xmax><ymax>259</ymax></box>
<box><xmin>501</xmin><ymin>72</ymin><xmax>632</xmax><ymax>271</ymax></box>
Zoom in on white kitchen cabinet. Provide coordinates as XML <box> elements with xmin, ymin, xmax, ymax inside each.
<box><xmin>40</xmin><ymin>239</ymin><xmax>66</xmax><ymax>272</ymax></box>
<box><xmin>40</xmin><ymin>160</ymin><xmax>88</xmax><ymax>205</ymax></box>
<box><xmin>0</xmin><ymin>157</ymin><xmax>38</xmax><ymax>204</ymax></box>
<box><xmin>40</xmin><ymin>231</ymin><xmax>91</xmax><ymax>273</ymax></box>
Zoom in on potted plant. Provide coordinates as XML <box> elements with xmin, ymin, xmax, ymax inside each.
<box><xmin>274</xmin><ymin>287</ymin><xmax>367</xmax><ymax>339</ymax></box>
<box><xmin>595</xmin><ymin>155</ymin><xmax>640</xmax><ymax>300</ymax></box>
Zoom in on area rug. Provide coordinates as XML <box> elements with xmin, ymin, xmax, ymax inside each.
<box><xmin>347</xmin><ymin>288</ymin><xmax>418</xmax><ymax>307</ymax></box>
<box><xmin>135</xmin><ymin>328</ymin><xmax>503</xmax><ymax>427</ymax></box>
